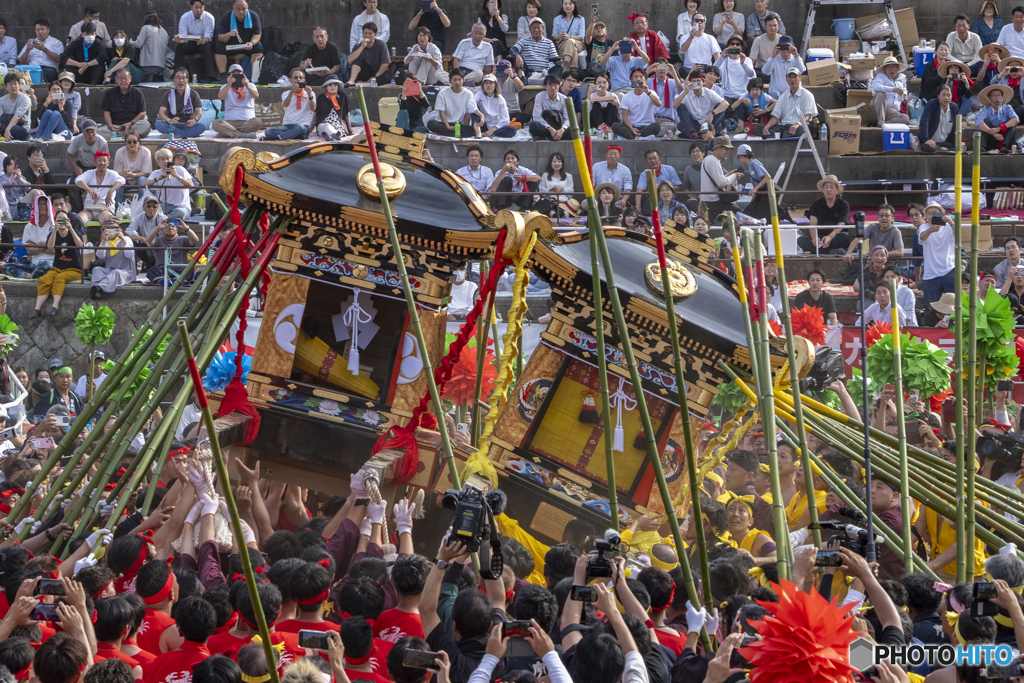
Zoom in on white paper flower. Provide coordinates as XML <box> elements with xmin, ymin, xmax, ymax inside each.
<box><xmin>319</xmin><ymin>399</ymin><xmax>341</xmax><ymax>416</ymax></box>
<box><xmin>362</xmin><ymin>409</ymin><xmax>380</xmax><ymax>425</ymax></box>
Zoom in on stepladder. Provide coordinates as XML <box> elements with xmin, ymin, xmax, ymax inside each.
<box><xmin>800</xmin><ymin>0</ymin><xmax>909</xmax><ymax>65</ymax></box>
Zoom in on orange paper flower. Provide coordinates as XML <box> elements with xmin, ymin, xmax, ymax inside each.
<box><xmin>768</xmin><ymin>319</ymin><xmax>783</xmax><ymax>336</ymax></box>
<box><xmin>790</xmin><ymin>304</ymin><xmax>827</xmax><ymax>346</ymax></box>
<box><xmin>865</xmin><ymin>321</ymin><xmax>892</xmax><ymax>348</ymax></box>
<box><xmin>442</xmin><ymin>334</ymin><xmax>497</xmax><ymax>406</ymax></box>
<box><xmin>741</xmin><ymin>579</ymin><xmax>859</xmax><ymax>683</ymax></box>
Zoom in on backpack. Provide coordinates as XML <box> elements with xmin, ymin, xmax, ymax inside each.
<box><xmin>262</xmin><ymin>26</ymin><xmax>286</xmax><ymax>55</ymax></box>
<box><xmin>258</xmin><ymin>52</ymin><xmax>290</xmax><ymax>85</ymax></box>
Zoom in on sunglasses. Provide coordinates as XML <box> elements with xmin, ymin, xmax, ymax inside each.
<box><xmin>694</xmin><ymin>17</ymin><xmax>706</xmax><ymax>22</ymax></box>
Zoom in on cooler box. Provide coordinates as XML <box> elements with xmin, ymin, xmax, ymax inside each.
<box><xmin>912</xmin><ymin>46</ymin><xmax>934</xmax><ymax>76</ymax></box>
<box><xmin>806</xmin><ymin>48</ymin><xmax>835</xmax><ymax>63</ymax></box>
<box><xmin>882</xmin><ymin>123</ymin><xmax>909</xmax><ymax>150</ymax></box>
<box><xmin>377</xmin><ymin>96</ymin><xmax>399</xmax><ymax>126</ymax></box>
<box><xmin>13</xmin><ymin>65</ymin><xmax>41</xmax><ymax>84</ymax></box>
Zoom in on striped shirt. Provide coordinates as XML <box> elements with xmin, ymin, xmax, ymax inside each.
<box><xmin>512</xmin><ymin>35</ymin><xmax>560</xmax><ymax>72</ymax></box>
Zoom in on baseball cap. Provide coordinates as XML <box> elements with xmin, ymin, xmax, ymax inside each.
<box><xmin>81</xmin><ymin>119</ymin><xmax>98</xmax><ymax>132</ymax></box>
<box><xmin>699</xmin><ymin>122</ymin><xmax>710</xmax><ymax>132</ymax></box>
<box><xmin>870</xmin><ymin>244</ymin><xmax>887</xmax><ymax>255</ymax></box>
<box><xmin>48</xmin><ymin>358</ymin><xmax>63</xmax><ymax>370</ymax></box>
<box><xmin>228</xmin><ymin>64</ymin><xmax>244</xmax><ymax>73</ymax></box>
<box><xmin>778</xmin><ymin>35</ymin><xmax>794</xmax><ymax>47</ymax></box>
<box><xmin>736</xmin><ymin>143</ymin><xmax>752</xmax><ymax>156</ymax></box>
<box><xmin>482</xmin><ymin>73</ymin><xmax>497</xmax><ymax>83</ymax></box>
<box><xmin>95</xmin><ymin>351</ymin><xmax>106</xmax><ymax>361</ymax></box>
<box><xmin>529</xmin><ymin>17</ymin><xmax>545</xmax><ymax>25</ymax></box>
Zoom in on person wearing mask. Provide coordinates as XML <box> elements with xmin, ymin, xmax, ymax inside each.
<box><xmin>613</xmin><ymin>68</ymin><xmax>662</xmax><ymax>139</ymax></box>
<box><xmin>32</xmin><ymin>211</ymin><xmax>83</xmax><ymax>319</ymax></box>
<box><xmin>18</xmin><ymin>19</ymin><xmax>63</xmax><ymax>83</ymax></box>
<box><xmin>453</xmin><ymin>23</ymin><xmax>496</xmax><ymax>85</ymax></box>
<box><xmin>679</xmin><ymin>13</ymin><xmax>720</xmax><ymax>69</ymax></box>
<box><xmin>948</xmin><ymin>14</ymin><xmax>985</xmax><ymax>75</ymax></box>
<box><xmin>591</xmin><ymin>145</ymin><xmax>632</xmax><ymax>201</ymax></box>
<box><xmin>131</xmin><ymin>9</ymin><xmax>169</xmax><ymax>82</ymax></box>
<box><xmin>599</xmin><ymin>36</ymin><xmax>647</xmax><ymax>91</ymax></box>
<box><xmin>920</xmin><ymin>42</ymin><xmax>951</xmax><ymax>101</ymax></box>
<box><xmin>760</xmin><ymin>34</ymin><xmax>803</xmax><ymax>97</ymax></box>
<box><xmin>674</xmin><ymin>69</ymin><xmax>727</xmax><ymax>138</ymax></box>
<box><xmin>174</xmin><ymin>0</ymin><xmax>217</xmax><ymax>82</ymax></box>
<box><xmin>920</xmin><ymin>84</ymin><xmax>960</xmax><ymax>152</ymax></box>
<box><xmin>64</xmin><ymin>22</ymin><xmax>108</xmax><ymax>86</ymax></box>
<box><xmin>749</xmin><ymin>15</ymin><xmax>781</xmax><ymax>69</ymax></box>
<box><xmin>871</xmin><ymin>56</ymin><xmax>910</xmax><ymax>126</ymax></box>
<box><xmin>346</xmin><ymin>23</ymin><xmax>390</xmax><ymax>85</ymax></box>
<box><xmin>404</xmin><ymin>27</ymin><xmax>447</xmax><ymax>86</ymax></box>
<box><xmin>215</xmin><ymin>0</ymin><xmax>264</xmax><ymax>82</ymax></box>
<box><xmin>699</xmin><ymin>136</ymin><xmax>740</xmax><ymax>217</ymax></box>
<box><xmin>761</xmin><ymin>67</ymin><xmax>815</xmax><ymax>138</ymax></box>
<box><xmin>97</xmin><ymin>68</ymin><xmax>150</xmax><ymax>139</ymax></box>
<box><xmin>976</xmin><ymin>83</ymin><xmax>1020</xmax><ymax>151</ymax></box>
<box><xmin>266</xmin><ymin>68</ymin><xmax>316</xmax><ymax>140</ymax></box>
<box><xmin>75</xmin><ymin>150</ymin><xmax>124</xmax><ymax>223</ymax></box>
<box><xmin>456</xmin><ymin>146</ymin><xmax>496</xmax><ymax>194</ymax></box>
<box><xmin>447</xmin><ymin>265</ymin><xmax>479</xmax><ymax>320</ymax></box>
<box><xmin>844</xmin><ymin>203</ymin><xmax>904</xmax><ymax>263</ymax></box>
<box><xmin>212</xmin><ymin>63</ymin><xmax>263</xmax><ymax>139</ymax></box>
<box><xmin>104</xmin><ymin>29</ymin><xmax>143</xmax><ymax>85</ymax></box>
<box><xmin>528</xmin><ymin>74</ymin><xmax>570</xmax><ymax>140</ymax></box>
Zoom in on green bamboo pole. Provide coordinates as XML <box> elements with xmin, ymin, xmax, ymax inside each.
<box><xmin>356</xmin><ymin>89</ymin><xmax>462</xmax><ymax>492</ymax></box>
<box><xmin>645</xmin><ymin>170</ymin><xmax>711</xmax><ymax>612</ymax></box>
<box><xmin>472</xmin><ymin>261</ymin><xmax>489</xmax><ymax>447</ymax></box>
<box><xmin>564</xmin><ymin>98</ymin><xmax>708</xmax><ymax>648</ymax></box>
<box><xmin>177</xmin><ymin>320</ymin><xmax>280</xmax><ymax>683</ymax></box>
<box><xmin>965</xmin><ymin>131</ymin><xmax>981</xmax><ymax>583</ymax></box>
<box><xmin>766</xmin><ymin>178</ymin><xmax>821</xmax><ymax>552</ymax></box>
<box><xmin>742</xmin><ymin>228</ymin><xmax>791</xmax><ymax>578</ymax></box>
<box><xmin>141</xmin><ymin>428</ymin><xmax>175</xmax><ymax>516</ymax></box>
<box><xmin>887</xmin><ymin>280</ymin><xmax>912</xmax><ymax>575</ymax></box>
<box><xmin>953</xmin><ymin>115</ymin><xmax>966</xmax><ymax>584</ymax></box>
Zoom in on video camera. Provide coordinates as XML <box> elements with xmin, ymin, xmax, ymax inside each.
<box><xmin>586</xmin><ymin>529</ymin><xmax>623</xmax><ymax>579</ymax></box>
<box><xmin>976</xmin><ymin>432</ymin><xmax>1024</xmax><ymax>468</ymax></box>
<box><xmin>441</xmin><ymin>484</ymin><xmax>506</xmax><ymax>579</ymax></box>
<box><xmin>809</xmin><ymin>520</ymin><xmax>884</xmax><ymax>557</ymax></box>
<box><xmin>799</xmin><ymin>346</ymin><xmax>845</xmax><ymax>394</ymax></box>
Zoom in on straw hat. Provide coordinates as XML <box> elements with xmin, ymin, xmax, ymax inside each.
<box><xmin>816</xmin><ymin>174</ymin><xmax>844</xmax><ymax>192</ymax></box>
<box><xmin>979</xmin><ymin>0</ymin><xmax>1000</xmax><ymax>16</ymax></box>
<box><xmin>560</xmin><ymin>197</ymin><xmax>581</xmax><ymax>217</ymax></box>
<box><xmin>980</xmin><ymin>83</ymin><xmax>1013</xmax><ymax>107</ymax></box>
<box><xmin>595</xmin><ymin>182</ymin><xmax>621</xmax><ymax>204</ymax></box>
<box><xmin>879</xmin><ymin>55</ymin><xmax>901</xmax><ymax>69</ymax></box>
<box><xmin>938</xmin><ymin>59</ymin><xmax>968</xmax><ymax>78</ymax></box>
<box><xmin>931</xmin><ymin>292</ymin><xmax>956</xmax><ymax>315</ymax></box>
<box><xmin>998</xmin><ymin>55</ymin><xmax>1024</xmax><ymax>71</ymax></box>
<box><xmin>979</xmin><ymin>42</ymin><xmax>1010</xmax><ymax>61</ymax></box>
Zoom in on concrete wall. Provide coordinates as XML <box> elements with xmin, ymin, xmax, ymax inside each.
<box><xmin>2</xmin><ymin>0</ymin><xmax>958</xmax><ymax>61</ymax></box>
<box><xmin>3</xmin><ymin>281</ymin><xmax>170</xmax><ymax>378</ymax></box>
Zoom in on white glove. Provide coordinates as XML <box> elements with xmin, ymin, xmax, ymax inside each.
<box><xmin>30</xmin><ymin>520</ymin><xmax>42</xmax><ymax>535</ymax></box>
<box><xmin>367</xmin><ymin>501</ymin><xmax>386</xmax><ymax>525</ymax></box>
<box><xmin>350</xmin><ymin>470</ymin><xmax>368</xmax><ymax>497</ymax></box>
<box><xmin>219</xmin><ymin>497</ymin><xmax>230</xmax><ymax>519</ymax></box>
<box><xmin>187</xmin><ymin>465</ymin><xmax>207</xmax><ymax>492</ymax></box>
<box><xmin>44</xmin><ymin>494</ymin><xmax>63</xmax><ymax>517</ymax></box>
<box><xmin>394</xmin><ymin>499</ymin><xmax>415</xmax><ymax>536</ymax></box>
<box><xmin>86</xmin><ymin>529</ymin><xmax>111</xmax><ymax>550</ymax></box>
<box><xmin>12</xmin><ymin>518</ymin><xmax>31</xmax><ymax>534</ymax></box>
<box><xmin>100</xmin><ymin>502</ymin><xmax>117</xmax><ymax>518</ymax></box>
<box><xmin>1000</xmin><ymin>543</ymin><xmax>1018</xmax><ymax>555</ymax></box>
<box><xmin>200</xmin><ymin>493</ymin><xmax>219</xmax><ymax>517</ymax></box>
<box><xmin>359</xmin><ymin>515</ymin><xmax>373</xmax><ymax>536</ymax></box>
<box><xmin>789</xmin><ymin>527</ymin><xmax>809</xmax><ymax>548</ymax></box>
<box><xmin>705</xmin><ymin>608</ymin><xmax>720</xmax><ymax>635</ymax></box>
<box><xmin>635</xmin><ymin>554</ymin><xmax>652</xmax><ymax>569</ymax></box>
<box><xmin>74</xmin><ymin>554</ymin><xmax>98</xmax><ymax>575</ymax></box>
<box><xmin>240</xmin><ymin>519</ymin><xmax>256</xmax><ymax>546</ymax></box>
<box><xmin>685</xmin><ymin>601</ymin><xmax>707</xmax><ymax>634</ymax></box>
<box><xmin>185</xmin><ymin>501</ymin><xmax>202</xmax><ymax>526</ymax></box>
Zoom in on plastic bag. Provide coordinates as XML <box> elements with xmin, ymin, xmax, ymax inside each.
<box><xmin>933</xmin><ymin>184</ymin><xmax>986</xmax><ymax>212</ymax></box>
<box><xmin>858</xmin><ymin>19</ymin><xmax>891</xmax><ymax>40</ymax></box>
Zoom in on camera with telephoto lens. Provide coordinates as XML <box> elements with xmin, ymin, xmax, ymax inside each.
<box><xmin>441</xmin><ymin>484</ymin><xmax>506</xmax><ymax>553</ymax></box>
<box><xmin>586</xmin><ymin>530</ymin><xmax>622</xmax><ymax>579</ymax></box>
<box><xmin>976</xmin><ymin>432</ymin><xmax>1024</xmax><ymax>468</ymax></box>
<box><xmin>809</xmin><ymin>520</ymin><xmax>883</xmax><ymax>557</ymax></box>
<box><xmin>799</xmin><ymin>346</ymin><xmax>845</xmax><ymax>393</ymax></box>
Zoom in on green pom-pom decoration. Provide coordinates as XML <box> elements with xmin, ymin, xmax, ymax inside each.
<box><xmin>712</xmin><ymin>380</ymin><xmax>748</xmax><ymax>414</ymax></box>
<box><xmin>0</xmin><ymin>315</ymin><xmax>19</xmax><ymax>356</ymax></box>
<box><xmin>74</xmin><ymin>305</ymin><xmax>115</xmax><ymax>346</ymax></box>
<box><xmin>100</xmin><ymin>359</ymin><xmax>152</xmax><ymax>411</ymax></box>
<box><xmin>847</xmin><ymin>367</ymin><xmax>869</xmax><ymax>401</ymax></box>
<box><xmin>953</xmin><ymin>288</ymin><xmax>1016</xmax><ymax>357</ymax></box>
<box><xmin>902</xmin><ymin>336</ymin><xmax>953</xmax><ymax>399</ymax></box>
<box><xmin>866</xmin><ymin>332</ymin><xmax>910</xmax><ymax>393</ymax></box>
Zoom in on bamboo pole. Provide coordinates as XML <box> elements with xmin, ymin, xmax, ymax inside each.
<box><xmin>356</xmin><ymin>89</ymin><xmax>462</xmax><ymax>492</ymax></box>
<box><xmin>177</xmin><ymin>320</ymin><xmax>280</xmax><ymax>683</ymax></box>
<box><xmin>645</xmin><ymin>171</ymin><xmax>711</xmax><ymax>613</ymax></box>
<box><xmin>953</xmin><ymin>115</ymin><xmax>966</xmax><ymax>584</ymax></box>
<box><xmin>766</xmin><ymin>178</ymin><xmax>820</xmax><ymax>552</ymax></box>
<box><xmin>563</xmin><ymin>99</ymin><xmax>709</xmax><ymax>649</ymax></box>
<box><xmin>472</xmin><ymin>261</ymin><xmax>489</xmax><ymax>447</ymax></box>
<box><xmin>966</xmin><ymin>131</ymin><xmax>981</xmax><ymax>583</ymax></box>
<box><xmin>887</xmin><ymin>280</ymin><xmax>912</xmax><ymax>574</ymax></box>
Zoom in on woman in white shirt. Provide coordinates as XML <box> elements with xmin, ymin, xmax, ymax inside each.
<box><xmin>713</xmin><ymin>0</ymin><xmax>745</xmax><ymax>47</ymax></box>
<box><xmin>537</xmin><ymin>151</ymin><xmax>575</xmax><ymax>216</ymax></box>
<box><xmin>112</xmin><ymin>130</ymin><xmax>153</xmax><ymax>204</ymax></box>
<box><xmin>471</xmin><ymin>74</ymin><xmax>516</xmax><ymax>137</ymax></box>
<box><xmin>404</xmin><ymin>27</ymin><xmax>448</xmax><ymax>86</ymax></box>
<box><xmin>517</xmin><ymin>0</ymin><xmax>542</xmax><ymax>40</ymax></box>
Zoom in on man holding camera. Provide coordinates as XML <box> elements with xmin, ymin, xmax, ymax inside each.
<box><xmin>819</xmin><ymin>478</ymin><xmax>905</xmax><ymax>581</ymax></box>
<box><xmin>145</xmin><ymin>217</ymin><xmax>198</xmax><ymax>283</ymax></box>
<box><xmin>679</xmin><ymin>13</ymin><xmax>719</xmax><ymax>70</ymax></box>
<box><xmin>143</xmin><ymin>148</ymin><xmax>194</xmax><ymax>221</ymax></box>
<box><xmin>612</xmin><ymin>68</ymin><xmax>662</xmax><ymax>139</ymax></box>
<box><xmin>674</xmin><ymin>68</ymin><xmax>727</xmax><ymax>139</ymax></box>
<box><xmin>212</xmin><ymin>64</ymin><xmax>263</xmax><ymax>139</ymax></box>
<box><xmin>760</xmin><ymin>35</ymin><xmax>803</xmax><ymax>97</ymax></box>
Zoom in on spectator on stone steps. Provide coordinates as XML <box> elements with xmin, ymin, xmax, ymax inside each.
<box><xmin>215</xmin><ymin>0</ymin><xmax>264</xmax><ymax>83</ymax></box>
<box><xmin>63</xmin><ymin>22</ymin><xmax>108</xmax><ymax>86</ymax></box>
<box><xmin>947</xmin><ymin>14</ymin><xmax>985</xmax><ymax>76</ymax></box>
<box><xmin>212</xmin><ymin>64</ymin><xmax>263</xmax><ymax>139</ymax></box>
<box><xmin>97</xmin><ymin>68</ymin><xmax>151</xmax><ymax>140</ymax></box>
<box><xmin>173</xmin><ymin>0</ymin><xmax>218</xmax><ymax>83</ymax></box>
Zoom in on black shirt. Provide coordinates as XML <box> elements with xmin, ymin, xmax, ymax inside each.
<box><xmin>303</xmin><ymin>42</ymin><xmax>341</xmax><ymax>70</ymax></box>
<box><xmin>416</xmin><ymin>10</ymin><xmax>448</xmax><ymax>50</ymax></box>
<box><xmin>218</xmin><ymin>9</ymin><xmax>262</xmax><ymax>45</ymax></box>
<box><xmin>23</xmin><ymin>164</ymin><xmax>54</xmax><ymax>189</ymax></box>
<box><xmin>65</xmin><ymin>36</ymin><xmax>108</xmax><ymax>67</ymax></box>
<box><xmin>806</xmin><ymin>196</ymin><xmax>851</xmax><ymax>228</ymax></box>
<box><xmin>586</xmin><ymin>38</ymin><xmax>608</xmax><ymax>66</ymax></box>
<box><xmin>101</xmin><ymin>86</ymin><xmax>147</xmax><ymax>125</ymax></box>
<box><xmin>793</xmin><ymin>289</ymin><xmax>837</xmax><ymax>322</ymax></box>
<box><xmin>400</xmin><ymin>94</ymin><xmax>428</xmax><ymax>127</ymax></box>
<box><xmin>351</xmin><ymin>39</ymin><xmax>390</xmax><ymax>81</ymax></box>
<box><xmin>856</xmin><ymin>265</ymin><xmax>885</xmax><ymax>304</ymax></box>
<box><xmin>52</xmin><ymin>229</ymin><xmax>82</xmax><ymax>270</ymax></box>
<box><xmin>108</xmin><ymin>43</ymin><xmax>140</xmax><ymax>67</ymax></box>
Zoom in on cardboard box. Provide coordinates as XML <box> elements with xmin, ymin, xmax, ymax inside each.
<box><xmin>846</xmin><ymin>88</ymin><xmax>877</xmax><ymax>125</ymax></box>
<box><xmin>839</xmin><ymin>40</ymin><xmax>861</xmax><ymax>57</ymax></box>
<box><xmin>826</xmin><ymin>107</ymin><xmax>862</xmax><ymax>154</ymax></box>
<box><xmin>255</xmin><ymin>102</ymin><xmax>285</xmax><ymax>128</ymax></box>
<box><xmin>806</xmin><ymin>57</ymin><xmax>841</xmax><ymax>86</ymax></box>
<box><xmin>856</xmin><ymin>8</ymin><xmax>919</xmax><ymax>51</ymax></box>
<box><xmin>808</xmin><ymin>36</ymin><xmax>840</xmax><ymax>57</ymax></box>
<box><xmin>873</xmin><ymin>51</ymin><xmax>894</xmax><ymax>67</ymax></box>
<box><xmin>848</xmin><ymin>54</ymin><xmax>877</xmax><ymax>71</ymax></box>
<box><xmin>961</xmin><ymin>222</ymin><xmax>993</xmax><ymax>252</ymax></box>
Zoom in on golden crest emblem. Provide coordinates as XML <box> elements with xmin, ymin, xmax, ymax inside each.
<box><xmin>356</xmin><ymin>162</ymin><xmax>407</xmax><ymax>201</ymax></box>
<box><xmin>644</xmin><ymin>259</ymin><xmax>697</xmax><ymax>301</ymax></box>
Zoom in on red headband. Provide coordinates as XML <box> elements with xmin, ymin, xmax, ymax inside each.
<box><xmin>627</xmin><ymin>11</ymin><xmax>647</xmax><ymax>21</ymax></box>
<box><xmin>0</xmin><ymin>488</ymin><xmax>23</xmax><ymax>500</ymax></box>
<box><xmin>988</xmin><ymin>418</ymin><xmax>1013</xmax><ymax>432</ymax></box>
<box><xmin>317</xmin><ymin>559</ymin><xmax>331</xmax><ymax>568</ymax></box>
<box><xmin>94</xmin><ymin>150</ymin><xmax>110</xmax><ymax>159</ymax></box>
<box><xmin>104</xmin><ymin>483</ymin><xmax>117</xmax><ymax>492</ymax></box>
<box><xmin>140</xmin><ymin>570</ymin><xmax>174</xmax><ymax>605</ymax></box>
<box><xmin>343</xmin><ymin>648</ymin><xmax>376</xmax><ymax>666</ymax></box>
<box><xmin>296</xmin><ymin>590</ymin><xmax>330</xmax><ymax>606</ymax></box>
<box><xmin>215</xmin><ymin>612</ymin><xmax>239</xmax><ymax>634</ymax></box>
<box><xmin>92</xmin><ymin>580</ymin><xmax>113</xmax><ymax>602</ymax></box>
<box><xmin>477</xmin><ymin>585</ymin><xmax>515</xmax><ymax>603</ymax></box>
<box><xmin>11</xmin><ymin>666</ymin><xmax>30</xmax><ymax>681</ymax></box>
<box><xmin>607</xmin><ymin>145</ymin><xmax>623</xmax><ymax>153</ymax></box>
<box><xmin>124</xmin><ymin>533</ymin><xmax>155</xmax><ymax>577</ymax></box>
<box><xmin>652</xmin><ymin>585</ymin><xmax>675</xmax><ymax>611</ymax></box>
<box><xmin>165</xmin><ymin>447</ymin><xmax>190</xmax><ymax>462</ymax></box>
<box><xmin>238</xmin><ymin>612</ymin><xmax>278</xmax><ymax>629</ymax></box>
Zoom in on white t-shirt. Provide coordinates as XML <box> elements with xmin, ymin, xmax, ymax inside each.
<box><xmin>281</xmin><ymin>89</ymin><xmax>316</xmax><ymax>126</ymax></box>
<box><xmin>453</xmin><ymin>38</ymin><xmax>495</xmax><ymax>71</ymax></box>
<box><xmin>473</xmin><ymin>91</ymin><xmax>510</xmax><ymax>128</ymax></box>
<box><xmin>449</xmin><ymin>279</ymin><xmax>478</xmax><ymax>316</ymax></box>
<box><xmin>145</xmin><ymin>167</ymin><xmax>191</xmax><ymax>207</ymax></box>
<box><xmin>223</xmin><ymin>85</ymin><xmax>256</xmax><ymax>121</ymax></box>
<box><xmin>918</xmin><ymin>221</ymin><xmax>957</xmax><ymax>280</ymax></box>
<box><xmin>683</xmin><ymin>33</ymin><xmax>719</xmax><ymax>68</ymax></box>
<box><xmin>620</xmin><ymin>90</ymin><xmax>657</xmax><ymax>126</ymax></box>
<box><xmin>74</xmin><ymin>372</ymin><xmax>107</xmax><ymax>398</ymax></box>
<box><xmin>434</xmin><ymin>87</ymin><xmax>476</xmax><ymax>122</ymax></box>
<box><xmin>22</xmin><ymin>222</ymin><xmax>53</xmax><ymax>266</ymax></box>
<box><xmin>681</xmin><ymin>88</ymin><xmax>724</xmax><ymax>121</ymax></box>
<box><xmin>76</xmin><ymin>169</ymin><xmax>126</xmax><ymax>211</ymax></box>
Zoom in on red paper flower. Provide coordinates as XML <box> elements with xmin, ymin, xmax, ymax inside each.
<box><xmin>865</xmin><ymin>321</ymin><xmax>892</xmax><ymax>348</ymax></box>
<box><xmin>791</xmin><ymin>304</ymin><xmax>827</xmax><ymax>346</ymax></box>
<box><xmin>441</xmin><ymin>334</ymin><xmax>497</xmax><ymax>406</ymax></box>
<box><xmin>1015</xmin><ymin>336</ymin><xmax>1024</xmax><ymax>381</ymax></box>
<box><xmin>768</xmin><ymin>319</ymin><xmax>783</xmax><ymax>336</ymax></box>
<box><xmin>741</xmin><ymin>579</ymin><xmax>859</xmax><ymax>683</ymax></box>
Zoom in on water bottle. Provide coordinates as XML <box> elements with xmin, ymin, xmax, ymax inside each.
<box><xmin>111</xmin><ymin>130</ymin><xmax>116</xmax><ymax>140</ymax></box>
<box><xmin>390</xmin><ymin>77</ymin><xmax>396</xmax><ymax>85</ymax></box>
<box><xmin>370</xmin><ymin>77</ymin><xmax>376</xmax><ymax>87</ymax></box>
<box><xmin>168</xmin><ymin>132</ymin><xmax>174</xmax><ymax>141</ymax></box>
<box><xmin>192</xmin><ymin>74</ymin><xmax>197</xmax><ymax>83</ymax></box>
<box><xmin>455</xmin><ymin>122</ymin><xmax>461</xmax><ymax>138</ymax></box>
<box><xmin>391</xmin><ymin>46</ymin><xmax>397</xmax><ymax>57</ymax></box>
<box><xmin>820</xmin><ymin>123</ymin><xmax>828</xmax><ymax>141</ymax></box>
